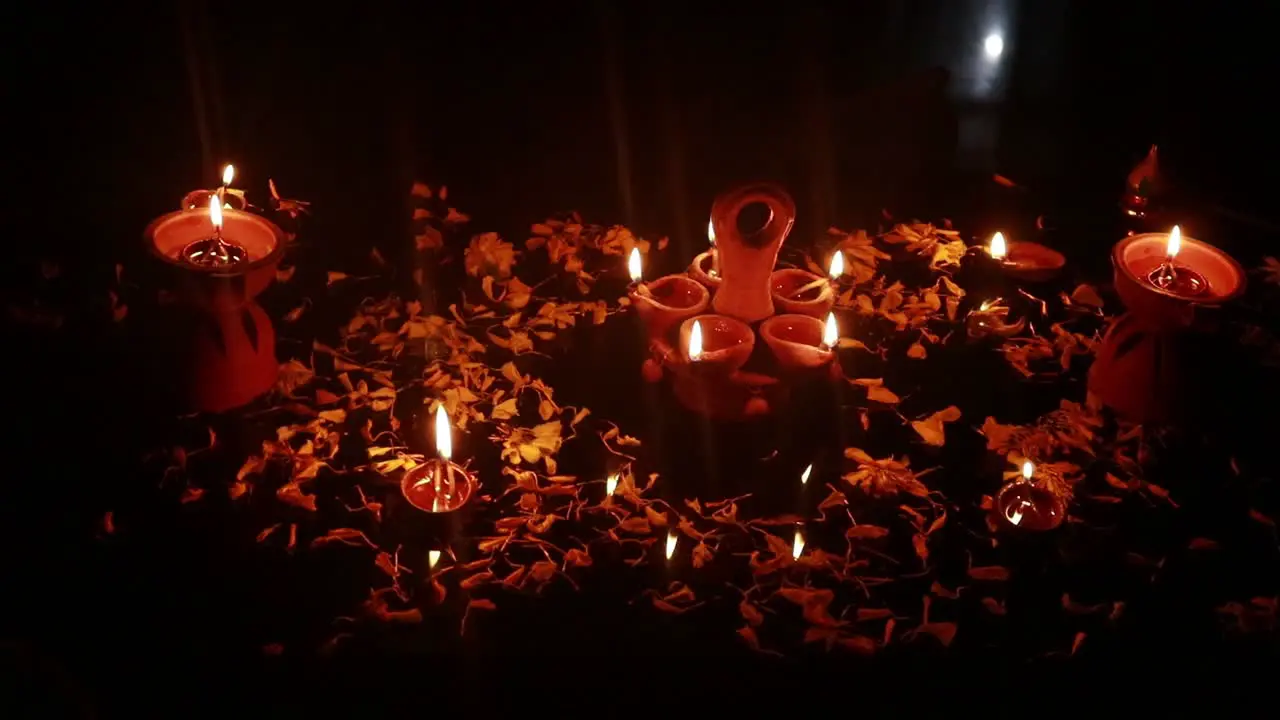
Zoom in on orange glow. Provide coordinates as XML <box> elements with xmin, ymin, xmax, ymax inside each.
<box><xmin>828</xmin><ymin>250</ymin><xmax>844</xmax><ymax>279</ymax></box>
<box><xmin>1167</xmin><ymin>225</ymin><xmax>1181</xmax><ymax>258</ymax></box>
<box><xmin>800</xmin><ymin>463</ymin><xmax>813</xmax><ymax>485</ymax></box>
<box><xmin>427</xmin><ymin>550</ymin><xmax>441</xmax><ymax>569</ymax></box>
<box><xmin>688</xmin><ymin>320</ymin><xmax>704</xmax><ymax>361</ymax></box>
<box><xmin>707</xmin><ymin>218</ymin><xmax>716</xmax><ymax>246</ymax></box>
<box><xmin>435</xmin><ymin>404</ymin><xmax>452</xmax><ymax>461</ymax></box>
<box><xmin>209</xmin><ymin>195</ymin><xmax>223</xmax><ymax>231</ymax></box>
<box><xmin>221</xmin><ymin>164</ymin><xmax>235</xmax><ymax>186</ymax></box>
<box><xmin>1022</xmin><ymin>460</ymin><xmax>1034</xmax><ymax>481</ymax></box>
<box><xmin>980</xmin><ymin>299</ymin><xmax>994</xmax><ymax>312</ymax></box>
<box><xmin>792</xmin><ymin>527</ymin><xmax>805</xmax><ymax>560</ymax></box>
<box><xmin>1007</xmin><ymin>504</ymin><xmax>1024</xmax><ymax>526</ymax></box>
<box><xmin>605</xmin><ymin>473</ymin><xmax>618</xmax><ymax>495</ymax></box>
<box><xmin>989</xmin><ymin>231</ymin><xmax>1007</xmax><ymax>260</ymax></box>
<box><xmin>628</xmin><ymin>247</ymin><xmax>643</xmax><ymax>283</ymax></box>
<box><xmin>665</xmin><ymin>531</ymin><xmax>678</xmax><ymax>560</ymax></box>
<box><xmin>823</xmin><ymin>312</ymin><xmax>839</xmax><ymax>348</ymax></box>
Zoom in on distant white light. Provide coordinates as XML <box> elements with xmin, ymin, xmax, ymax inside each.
<box><xmin>983</xmin><ymin>34</ymin><xmax>1004</xmax><ymax>60</ymax></box>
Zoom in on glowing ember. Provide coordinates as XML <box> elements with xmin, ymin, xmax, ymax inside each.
<box><xmin>1166</xmin><ymin>225</ymin><xmax>1181</xmax><ymax>259</ymax></box>
<box><xmin>687</xmin><ymin>319</ymin><xmax>704</xmax><ymax>361</ymax></box>
<box><xmin>822</xmin><ymin>312</ymin><xmax>839</xmax><ymax>349</ymax></box>
<box><xmin>605</xmin><ymin>473</ymin><xmax>618</xmax><ymax>496</ymax></box>
<box><xmin>665</xmin><ymin>531</ymin><xmax>678</xmax><ymax>560</ymax></box>
<box><xmin>989</xmin><ymin>231</ymin><xmax>1007</xmax><ymax>260</ymax></box>
<box><xmin>222</xmin><ymin>164</ymin><xmax>235</xmax><ymax>187</ymax></box>
<box><xmin>209</xmin><ymin>195</ymin><xmax>223</xmax><ymax>231</ymax></box>
<box><xmin>435</xmin><ymin>404</ymin><xmax>452</xmax><ymax>461</ymax></box>
<box><xmin>1022</xmin><ymin>460</ymin><xmax>1034</xmax><ymax>481</ymax></box>
<box><xmin>791</xmin><ymin>527</ymin><xmax>805</xmax><ymax>560</ymax></box>
<box><xmin>800</xmin><ymin>463</ymin><xmax>813</xmax><ymax>485</ymax></box>
<box><xmin>427</xmin><ymin>550</ymin><xmax>441</xmax><ymax>569</ymax></box>
<box><xmin>828</xmin><ymin>250</ymin><xmax>844</xmax><ymax>280</ymax></box>
<box><xmin>628</xmin><ymin>247</ymin><xmax>643</xmax><ymax>283</ymax></box>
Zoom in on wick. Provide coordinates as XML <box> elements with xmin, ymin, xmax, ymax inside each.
<box><xmin>710</xmin><ymin>248</ymin><xmax>721</xmax><ymax>278</ymax></box>
<box><xmin>789</xmin><ymin>277</ymin><xmax>829</xmax><ymax>300</ymax></box>
<box><xmin>634</xmin><ymin>283</ymin><xmax>652</xmax><ymax>298</ymax></box>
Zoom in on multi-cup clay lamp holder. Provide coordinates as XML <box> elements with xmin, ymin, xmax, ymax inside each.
<box><xmin>145</xmin><ymin>206</ymin><xmax>287</xmax><ymax>413</ymax></box>
<box><xmin>640</xmin><ymin>183</ymin><xmax>838</xmax><ymax>420</ymax></box>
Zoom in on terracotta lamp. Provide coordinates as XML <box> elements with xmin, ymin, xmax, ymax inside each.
<box><xmin>1088</xmin><ymin>226</ymin><xmax>1246</xmax><ymax>424</ymax></box>
<box><xmin>759</xmin><ymin>313</ymin><xmax>837</xmax><ymax>372</ymax></box>
<box><xmin>709</xmin><ymin>183</ymin><xmax>796</xmax><ymax>323</ymax></box>
<box><xmin>400</xmin><ymin>406</ymin><xmax>478</xmax><ymax>514</ymax></box>
<box><xmin>145</xmin><ymin>201</ymin><xmax>286</xmax><ymax>413</ymax></box>
<box><xmin>993</xmin><ymin>461</ymin><xmax>1065</xmax><ymax>532</ymax></box>
<box><xmin>986</xmin><ymin>231</ymin><xmax>1065</xmax><ymax>282</ymax></box>
<box><xmin>669</xmin><ymin>314</ymin><xmax>763</xmax><ymax>417</ymax></box>
<box><xmin>630</xmin><ymin>274</ymin><xmax>709</xmax><ymax>345</ymax></box>
<box><xmin>770</xmin><ymin>268</ymin><xmax>835</xmax><ymax>318</ymax></box>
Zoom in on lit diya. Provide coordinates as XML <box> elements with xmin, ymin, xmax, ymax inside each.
<box><xmin>769</xmin><ymin>252</ymin><xmax>841</xmax><ymax>319</ymax></box>
<box><xmin>629</xmin><ymin>247</ymin><xmax>710</xmax><ymax>342</ymax></box>
<box><xmin>965</xmin><ymin>298</ymin><xmax>1025</xmax><ymax>340</ymax></box>
<box><xmin>985</xmin><ymin>231</ymin><xmax>1065</xmax><ymax>282</ymax></box>
<box><xmin>687</xmin><ymin>218</ymin><xmax>723</xmax><ymax>290</ymax></box>
<box><xmin>182</xmin><ymin>164</ymin><xmax>247</xmax><ymax>211</ymax></box>
<box><xmin>180</xmin><ymin>196</ymin><xmax>249</xmax><ymax>267</ymax></box>
<box><xmin>759</xmin><ymin>312</ymin><xmax>838</xmax><ymax>371</ymax></box>
<box><xmin>400</xmin><ymin>405</ymin><xmax>478</xmax><ymax>514</ymax></box>
<box><xmin>994</xmin><ymin>460</ymin><xmax>1065</xmax><ymax>532</ymax></box>
<box><xmin>680</xmin><ymin>315</ymin><xmax>754</xmax><ymax>375</ymax></box>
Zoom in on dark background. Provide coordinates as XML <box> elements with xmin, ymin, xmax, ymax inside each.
<box><xmin>4</xmin><ymin>1</ymin><xmax>1279</xmax><ymax>715</ymax></box>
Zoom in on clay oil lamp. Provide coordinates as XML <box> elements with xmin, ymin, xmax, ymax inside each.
<box><xmin>629</xmin><ymin>246</ymin><xmax>709</xmax><ymax>344</ymax></box>
<box><xmin>710</xmin><ymin>183</ymin><xmax>795</xmax><ymax>323</ymax></box>
<box><xmin>1088</xmin><ymin>225</ymin><xmax>1246</xmax><ymax>423</ymax></box>
<box><xmin>680</xmin><ymin>315</ymin><xmax>754</xmax><ymax>376</ymax></box>
<box><xmin>994</xmin><ymin>460</ymin><xmax>1065</xmax><ymax>532</ymax></box>
<box><xmin>400</xmin><ymin>405</ymin><xmax>478</xmax><ymax>515</ymax></box>
<box><xmin>770</xmin><ymin>252</ymin><xmax>839</xmax><ymax>319</ymax></box>
<box><xmin>688</xmin><ymin>218</ymin><xmax>723</xmax><ymax>291</ymax></box>
<box><xmin>965</xmin><ymin>297</ymin><xmax>1026</xmax><ymax>340</ymax></box>
<box><xmin>144</xmin><ymin>194</ymin><xmax>286</xmax><ymax>412</ymax></box>
<box><xmin>985</xmin><ymin>230</ymin><xmax>1065</xmax><ymax>283</ymax></box>
<box><xmin>760</xmin><ymin>312</ymin><xmax>838</xmax><ymax>372</ymax></box>
<box><xmin>181</xmin><ymin>164</ymin><xmax>247</xmax><ymax>211</ymax></box>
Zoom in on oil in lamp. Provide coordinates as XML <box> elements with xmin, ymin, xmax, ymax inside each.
<box><xmin>994</xmin><ymin>460</ymin><xmax>1065</xmax><ymax>532</ymax></box>
<box><xmin>1089</xmin><ymin>225</ymin><xmax>1246</xmax><ymax>423</ymax></box>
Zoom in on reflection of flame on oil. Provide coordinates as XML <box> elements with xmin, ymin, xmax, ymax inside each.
<box><xmin>792</xmin><ymin>527</ymin><xmax>805</xmax><ymax>560</ymax></box>
<box><xmin>989</xmin><ymin>231</ymin><xmax>1007</xmax><ymax>260</ymax></box>
<box><xmin>823</xmin><ymin>312</ymin><xmax>839</xmax><ymax>349</ymax></box>
<box><xmin>628</xmin><ymin>247</ymin><xmax>643</xmax><ymax>283</ymax></box>
<box><xmin>665</xmin><ymin>531</ymin><xmax>678</xmax><ymax>560</ymax></box>
<box><xmin>828</xmin><ymin>250</ymin><xmax>844</xmax><ymax>280</ymax></box>
<box><xmin>435</xmin><ymin>404</ymin><xmax>452</xmax><ymax>461</ymax></box>
<box><xmin>688</xmin><ymin>320</ymin><xmax>703</xmax><ymax>361</ymax></box>
<box><xmin>800</xmin><ymin>463</ymin><xmax>813</xmax><ymax>485</ymax></box>
<box><xmin>1166</xmin><ymin>225</ymin><xmax>1181</xmax><ymax>259</ymax></box>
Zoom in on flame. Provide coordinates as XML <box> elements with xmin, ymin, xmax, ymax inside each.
<box><xmin>434</xmin><ymin>404</ymin><xmax>452</xmax><ymax>461</ymax></box>
<box><xmin>209</xmin><ymin>195</ymin><xmax>223</xmax><ymax>230</ymax></box>
<box><xmin>688</xmin><ymin>320</ymin><xmax>703</xmax><ymax>361</ymax></box>
<box><xmin>822</xmin><ymin>312</ymin><xmax>839</xmax><ymax>349</ymax></box>
<box><xmin>989</xmin><ymin>231</ymin><xmax>1007</xmax><ymax>260</ymax></box>
<box><xmin>800</xmin><ymin>463</ymin><xmax>813</xmax><ymax>485</ymax></box>
<box><xmin>665</xmin><ymin>531</ymin><xmax>678</xmax><ymax>560</ymax></box>
<box><xmin>628</xmin><ymin>247</ymin><xmax>643</xmax><ymax>283</ymax></box>
<box><xmin>605</xmin><ymin>473</ymin><xmax>618</xmax><ymax>495</ymax></box>
<box><xmin>427</xmin><ymin>550</ymin><xmax>441</xmax><ymax>569</ymax></box>
<box><xmin>1022</xmin><ymin>460</ymin><xmax>1034</xmax><ymax>481</ymax></box>
<box><xmin>707</xmin><ymin>218</ymin><xmax>716</xmax><ymax>246</ymax></box>
<box><xmin>792</xmin><ymin>527</ymin><xmax>805</xmax><ymax>560</ymax></box>
<box><xmin>828</xmin><ymin>250</ymin><xmax>845</xmax><ymax>280</ymax></box>
<box><xmin>1167</xmin><ymin>225</ymin><xmax>1181</xmax><ymax>258</ymax></box>
<box><xmin>221</xmin><ymin>164</ymin><xmax>235</xmax><ymax>186</ymax></box>
<box><xmin>979</xmin><ymin>299</ymin><xmax>994</xmax><ymax>312</ymax></box>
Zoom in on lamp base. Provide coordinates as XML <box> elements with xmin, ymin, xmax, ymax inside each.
<box><xmin>180</xmin><ymin>302</ymin><xmax>279</xmax><ymax>413</ymax></box>
<box><xmin>1087</xmin><ymin>313</ymin><xmax>1219</xmax><ymax>425</ymax></box>
<box><xmin>671</xmin><ymin>369</ymin><xmax>784</xmax><ymax>421</ymax></box>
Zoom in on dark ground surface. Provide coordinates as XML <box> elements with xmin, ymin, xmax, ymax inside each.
<box><xmin>4</xmin><ymin>1</ymin><xmax>1280</xmax><ymax>716</ymax></box>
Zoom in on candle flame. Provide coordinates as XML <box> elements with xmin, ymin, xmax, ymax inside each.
<box><xmin>792</xmin><ymin>527</ymin><xmax>805</xmax><ymax>560</ymax></box>
<box><xmin>1167</xmin><ymin>225</ymin><xmax>1181</xmax><ymax>258</ymax></box>
<box><xmin>605</xmin><ymin>473</ymin><xmax>618</xmax><ymax>495</ymax></box>
<box><xmin>822</xmin><ymin>312</ymin><xmax>839</xmax><ymax>349</ymax></box>
<box><xmin>627</xmin><ymin>246</ymin><xmax>643</xmax><ymax>283</ymax></box>
<box><xmin>989</xmin><ymin>231</ymin><xmax>1007</xmax><ymax>260</ymax></box>
<box><xmin>209</xmin><ymin>195</ymin><xmax>223</xmax><ymax>231</ymax></box>
<box><xmin>435</xmin><ymin>404</ymin><xmax>452</xmax><ymax>461</ymax></box>
<box><xmin>427</xmin><ymin>550</ymin><xmax>441</xmax><ymax>569</ymax></box>
<box><xmin>1022</xmin><ymin>460</ymin><xmax>1034</xmax><ymax>481</ymax></box>
<box><xmin>665</xmin><ymin>531</ymin><xmax>678</xmax><ymax>560</ymax></box>
<box><xmin>221</xmin><ymin>164</ymin><xmax>235</xmax><ymax>186</ymax></box>
<box><xmin>828</xmin><ymin>250</ymin><xmax>845</xmax><ymax>280</ymax></box>
<box><xmin>800</xmin><ymin>463</ymin><xmax>813</xmax><ymax>485</ymax></box>
<box><xmin>707</xmin><ymin>218</ymin><xmax>716</xmax><ymax>246</ymax></box>
<box><xmin>688</xmin><ymin>319</ymin><xmax>703</xmax><ymax>361</ymax></box>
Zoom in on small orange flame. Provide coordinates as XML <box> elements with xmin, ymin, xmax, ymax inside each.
<box><xmin>800</xmin><ymin>463</ymin><xmax>813</xmax><ymax>485</ymax></box>
<box><xmin>435</xmin><ymin>404</ymin><xmax>452</xmax><ymax>461</ymax></box>
<box><xmin>707</xmin><ymin>218</ymin><xmax>716</xmax><ymax>246</ymax></box>
<box><xmin>1167</xmin><ymin>225</ymin><xmax>1181</xmax><ymax>258</ymax></box>
<box><xmin>828</xmin><ymin>250</ymin><xmax>845</xmax><ymax>280</ymax></box>
<box><xmin>209</xmin><ymin>195</ymin><xmax>223</xmax><ymax>231</ymax></box>
<box><xmin>989</xmin><ymin>231</ymin><xmax>1007</xmax><ymax>260</ymax></box>
<box><xmin>628</xmin><ymin>247</ymin><xmax>643</xmax><ymax>283</ymax></box>
<box><xmin>688</xmin><ymin>320</ymin><xmax>703</xmax><ymax>361</ymax></box>
<box><xmin>822</xmin><ymin>312</ymin><xmax>839</xmax><ymax>349</ymax></box>
<box><xmin>1022</xmin><ymin>460</ymin><xmax>1034</xmax><ymax>481</ymax></box>
<box><xmin>427</xmin><ymin>550</ymin><xmax>441</xmax><ymax>569</ymax></box>
<box><xmin>221</xmin><ymin>164</ymin><xmax>235</xmax><ymax>187</ymax></box>
<box><xmin>665</xmin><ymin>531</ymin><xmax>678</xmax><ymax>560</ymax></box>
<box><xmin>980</xmin><ymin>299</ymin><xmax>994</xmax><ymax>312</ymax></box>
<box><xmin>792</xmin><ymin>527</ymin><xmax>805</xmax><ymax>559</ymax></box>
<box><xmin>605</xmin><ymin>473</ymin><xmax>618</xmax><ymax>495</ymax></box>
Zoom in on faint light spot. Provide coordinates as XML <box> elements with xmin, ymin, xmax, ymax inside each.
<box><xmin>984</xmin><ymin>34</ymin><xmax>1004</xmax><ymax>60</ymax></box>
